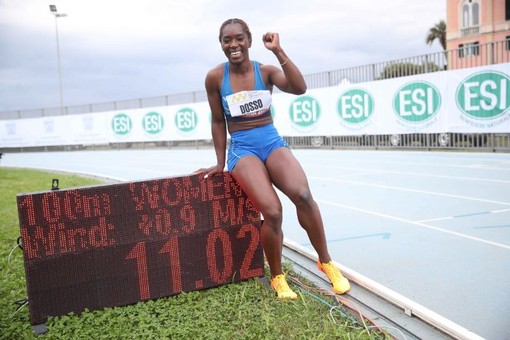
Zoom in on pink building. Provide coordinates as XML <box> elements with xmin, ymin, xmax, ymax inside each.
<box><xmin>446</xmin><ymin>0</ymin><xmax>510</xmax><ymax>69</ymax></box>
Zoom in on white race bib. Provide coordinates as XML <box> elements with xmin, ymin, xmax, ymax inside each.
<box><xmin>226</xmin><ymin>90</ymin><xmax>272</xmax><ymax>117</ymax></box>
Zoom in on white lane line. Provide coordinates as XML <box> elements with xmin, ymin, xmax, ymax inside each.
<box><xmin>415</xmin><ymin>208</ymin><xmax>510</xmax><ymax>223</ymax></box>
<box><xmin>301</xmin><ymin>157</ymin><xmax>510</xmax><ymax>171</ymax></box>
<box><xmin>493</xmin><ymin>208</ymin><xmax>510</xmax><ymax>213</ymax></box>
<box><xmin>309</xmin><ymin>176</ymin><xmax>510</xmax><ymax>206</ymax></box>
<box><xmin>316</xmin><ymin>199</ymin><xmax>510</xmax><ymax>250</ymax></box>
<box><xmin>303</xmin><ymin>164</ymin><xmax>510</xmax><ymax>184</ymax></box>
<box><xmin>414</xmin><ymin>216</ymin><xmax>455</xmax><ymax>223</ymax></box>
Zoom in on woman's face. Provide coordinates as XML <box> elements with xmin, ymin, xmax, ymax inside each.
<box><xmin>220</xmin><ymin>23</ymin><xmax>251</xmax><ymax>64</ymax></box>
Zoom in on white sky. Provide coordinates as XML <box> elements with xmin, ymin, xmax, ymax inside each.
<box><xmin>0</xmin><ymin>0</ymin><xmax>446</xmax><ymax>111</ymax></box>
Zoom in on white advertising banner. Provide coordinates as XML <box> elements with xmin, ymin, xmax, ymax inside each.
<box><xmin>273</xmin><ymin>63</ymin><xmax>510</xmax><ymax>136</ymax></box>
<box><xmin>107</xmin><ymin>102</ymin><xmax>211</xmax><ymax>143</ymax></box>
<box><xmin>1</xmin><ymin>63</ymin><xmax>509</xmax><ymax>148</ymax></box>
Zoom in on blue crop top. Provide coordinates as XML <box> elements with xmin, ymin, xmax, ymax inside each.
<box><xmin>220</xmin><ymin>61</ymin><xmax>272</xmax><ymax>123</ymax></box>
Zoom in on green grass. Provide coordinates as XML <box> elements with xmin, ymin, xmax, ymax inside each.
<box><xmin>0</xmin><ymin>167</ymin><xmax>387</xmax><ymax>339</ymax></box>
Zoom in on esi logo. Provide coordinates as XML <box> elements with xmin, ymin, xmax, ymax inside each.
<box><xmin>456</xmin><ymin>71</ymin><xmax>510</xmax><ymax>121</ymax></box>
<box><xmin>111</xmin><ymin>113</ymin><xmax>132</xmax><ymax>136</ymax></box>
<box><xmin>337</xmin><ymin>88</ymin><xmax>374</xmax><ymax>128</ymax></box>
<box><xmin>289</xmin><ymin>95</ymin><xmax>320</xmax><ymax>130</ymax></box>
<box><xmin>142</xmin><ymin>111</ymin><xmax>164</xmax><ymax>135</ymax></box>
<box><xmin>393</xmin><ymin>81</ymin><xmax>441</xmax><ymax>124</ymax></box>
<box><xmin>175</xmin><ymin>108</ymin><xmax>198</xmax><ymax>134</ymax></box>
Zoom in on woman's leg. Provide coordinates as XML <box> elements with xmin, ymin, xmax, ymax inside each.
<box><xmin>231</xmin><ymin>155</ymin><xmax>285</xmax><ymax>278</ymax></box>
<box><xmin>231</xmin><ymin>154</ymin><xmax>298</xmax><ymax>299</ymax></box>
<box><xmin>265</xmin><ymin>147</ymin><xmax>331</xmax><ymax>262</ymax></box>
<box><xmin>266</xmin><ymin>147</ymin><xmax>350</xmax><ymax>294</ymax></box>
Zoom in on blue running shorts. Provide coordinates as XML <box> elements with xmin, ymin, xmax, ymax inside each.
<box><xmin>227</xmin><ymin>123</ymin><xmax>288</xmax><ymax>172</ymax></box>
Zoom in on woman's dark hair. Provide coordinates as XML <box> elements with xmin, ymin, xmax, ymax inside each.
<box><xmin>218</xmin><ymin>18</ymin><xmax>252</xmax><ymax>43</ymax></box>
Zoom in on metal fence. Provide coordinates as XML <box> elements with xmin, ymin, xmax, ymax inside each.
<box><xmin>2</xmin><ymin>40</ymin><xmax>508</xmax><ymax>120</ymax></box>
<box><xmin>1</xmin><ymin>40</ymin><xmax>509</xmax><ymax>152</ymax></box>
<box><xmin>285</xmin><ymin>133</ymin><xmax>510</xmax><ymax>151</ymax></box>
<box><xmin>2</xmin><ymin>132</ymin><xmax>509</xmax><ymax>154</ymax></box>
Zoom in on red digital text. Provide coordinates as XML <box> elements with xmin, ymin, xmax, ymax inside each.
<box><xmin>18</xmin><ymin>190</ymin><xmax>115</xmax><ymax>259</ymax></box>
<box><xmin>128</xmin><ymin>174</ymin><xmax>260</xmax><ymax>237</ymax></box>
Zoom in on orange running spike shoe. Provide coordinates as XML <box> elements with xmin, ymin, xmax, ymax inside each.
<box><xmin>270</xmin><ymin>274</ymin><xmax>298</xmax><ymax>300</ymax></box>
<box><xmin>318</xmin><ymin>261</ymin><xmax>350</xmax><ymax>294</ymax></box>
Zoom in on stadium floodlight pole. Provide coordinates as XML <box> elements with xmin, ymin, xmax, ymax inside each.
<box><xmin>49</xmin><ymin>5</ymin><xmax>67</xmax><ymax>114</ymax></box>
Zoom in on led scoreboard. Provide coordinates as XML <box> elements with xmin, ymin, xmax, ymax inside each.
<box><xmin>17</xmin><ymin>173</ymin><xmax>263</xmax><ymax>326</ymax></box>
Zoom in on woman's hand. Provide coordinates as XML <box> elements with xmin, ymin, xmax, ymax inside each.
<box><xmin>262</xmin><ymin>32</ymin><xmax>281</xmax><ymax>52</ymax></box>
<box><xmin>193</xmin><ymin>164</ymin><xmax>224</xmax><ymax>179</ymax></box>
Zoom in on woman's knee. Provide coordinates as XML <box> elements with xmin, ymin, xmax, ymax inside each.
<box><xmin>291</xmin><ymin>188</ymin><xmax>315</xmax><ymax>207</ymax></box>
<box><xmin>261</xmin><ymin>206</ymin><xmax>283</xmax><ymax>226</ymax></box>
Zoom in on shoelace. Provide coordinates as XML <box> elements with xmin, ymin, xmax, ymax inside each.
<box><xmin>322</xmin><ymin>262</ymin><xmax>341</xmax><ymax>280</ymax></box>
<box><xmin>272</xmin><ymin>275</ymin><xmax>287</xmax><ymax>289</ymax></box>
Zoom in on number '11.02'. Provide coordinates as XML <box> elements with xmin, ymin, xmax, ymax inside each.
<box><xmin>125</xmin><ymin>224</ymin><xmax>262</xmax><ymax>300</ymax></box>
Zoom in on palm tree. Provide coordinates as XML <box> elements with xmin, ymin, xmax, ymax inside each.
<box><xmin>426</xmin><ymin>20</ymin><xmax>447</xmax><ymax>51</ymax></box>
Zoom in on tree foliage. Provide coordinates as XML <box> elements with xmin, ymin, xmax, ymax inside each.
<box><xmin>426</xmin><ymin>20</ymin><xmax>447</xmax><ymax>51</ymax></box>
<box><xmin>378</xmin><ymin>62</ymin><xmax>441</xmax><ymax>80</ymax></box>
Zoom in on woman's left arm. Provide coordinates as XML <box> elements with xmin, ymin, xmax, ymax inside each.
<box><xmin>262</xmin><ymin>32</ymin><xmax>307</xmax><ymax>95</ymax></box>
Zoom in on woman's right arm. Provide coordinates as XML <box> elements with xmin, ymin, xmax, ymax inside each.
<box><xmin>196</xmin><ymin>68</ymin><xmax>227</xmax><ymax>178</ymax></box>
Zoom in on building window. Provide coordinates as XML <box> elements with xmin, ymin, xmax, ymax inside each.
<box><xmin>461</xmin><ymin>0</ymin><xmax>480</xmax><ymax>27</ymax></box>
<box><xmin>507</xmin><ymin>36</ymin><xmax>510</xmax><ymax>51</ymax></box>
<box><xmin>506</xmin><ymin>0</ymin><xmax>510</xmax><ymax>21</ymax></box>
<box><xmin>459</xmin><ymin>42</ymin><xmax>480</xmax><ymax>58</ymax></box>
<box><xmin>472</xmin><ymin>42</ymin><xmax>480</xmax><ymax>56</ymax></box>
<box><xmin>472</xmin><ymin>3</ymin><xmax>479</xmax><ymax>25</ymax></box>
<box><xmin>462</xmin><ymin>4</ymin><xmax>470</xmax><ymax>27</ymax></box>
